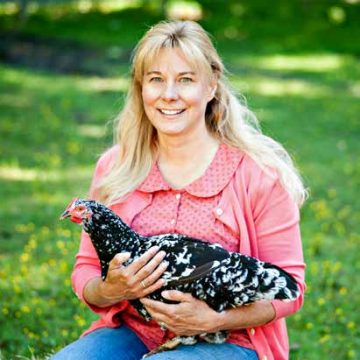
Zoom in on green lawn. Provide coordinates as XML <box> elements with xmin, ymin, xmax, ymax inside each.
<box><xmin>0</xmin><ymin>1</ymin><xmax>359</xmax><ymax>359</ymax></box>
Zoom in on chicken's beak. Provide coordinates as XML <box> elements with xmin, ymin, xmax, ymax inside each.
<box><xmin>60</xmin><ymin>210</ymin><xmax>70</xmax><ymax>220</ymax></box>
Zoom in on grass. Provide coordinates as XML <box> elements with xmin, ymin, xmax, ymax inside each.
<box><xmin>0</xmin><ymin>1</ymin><xmax>359</xmax><ymax>359</ymax></box>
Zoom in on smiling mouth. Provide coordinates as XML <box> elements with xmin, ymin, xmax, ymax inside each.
<box><xmin>158</xmin><ymin>109</ymin><xmax>186</xmax><ymax>116</ymax></box>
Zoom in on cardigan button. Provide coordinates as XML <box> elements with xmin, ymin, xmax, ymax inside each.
<box><xmin>262</xmin><ymin>356</ymin><xmax>268</xmax><ymax>360</ymax></box>
<box><xmin>216</xmin><ymin>208</ymin><xmax>223</xmax><ymax>216</ymax></box>
<box><xmin>250</xmin><ymin>328</ymin><xmax>255</xmax><ymax>335</ymax></box>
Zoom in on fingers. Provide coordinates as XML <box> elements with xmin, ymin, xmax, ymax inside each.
<box><xmin>130</xmin><ymin>250</ymin><xmax>167</xmax><ymax>286</ymax></box>
<box><xmin>140</xmin><ymin>262</ymin><xmax>169</xmax><ymax>296</ymax></box>
<box><xmin>140</xmin><ymin>298</ymin><xmax>173</xmax><ymax>323</ymax></box>
<box><xmin>105</xmin><ymin>246</ymin><xmax>168</xmax><ymax>299</ymax></box>
<box><xmin>161</xmin><ymin>290</ymin><xmax>193</xmax><ymax>302</ymax></box>
<box><xmin>127</xmin><ymin>246</ymin><xmax>161</xmax><ymax>275</ymax></box>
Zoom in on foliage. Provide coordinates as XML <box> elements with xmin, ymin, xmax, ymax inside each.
<box><xmin>0</xmin><ymin>1</ymin><xmax>359</xmax><ymax>359</ymax></box>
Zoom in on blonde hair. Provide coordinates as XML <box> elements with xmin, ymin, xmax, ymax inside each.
<box><xmin>96</xmin><ymin>20</ymin><xmax>308</xmax><ymax>207</ymax></box>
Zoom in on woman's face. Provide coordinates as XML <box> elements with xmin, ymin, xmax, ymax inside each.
<box><xmin>142</xmin><ymin>47</ymin><xmax>216</xmax><ymax>140</ymax></box>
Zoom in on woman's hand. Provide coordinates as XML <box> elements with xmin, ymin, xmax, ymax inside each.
<box><xmin>84</xmin><ymin>246</ymin><xmax>168</xmax><ymax>307</ymax></box>
<box><xmin>140</xmin><ymin>290</ymin><xmax>222</xmax><ymax>336</ymax></box>
<box><xmin>140</xmin><ymin>291</ymin><xmax>276</xmax><ymax>336</ymax></box>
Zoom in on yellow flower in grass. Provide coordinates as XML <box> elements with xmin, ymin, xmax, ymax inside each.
<box><xmin>305</xmin><ymin>322</ymin><xmax>314</xmax><ymax>330</ymax></box>
<box><xmin>62</xmin><ymin>229</ymin><xmax>72</xmax><ymax>238</ymax></box>
<box><xmin>319</xmin><ymin>334</ymin><xmax>331</xmax><ymax>344</ymax></box>
<box><xmin>317</xmin><ymin>297</ymin><xmax>326</xmax><ymax>306</ymax></box>
<box><xmin>57</xmin><ymin>240</ymin><xmax>65</xmax><ymax>250</ymax></box>
<box><xmin>21</xmin><ymin>305</ymin><xmax>31</xmax><ymax>314</ymax></box>
<box><xmin>74</xmin><ymin>314</ymin><xmax>86</xmax><ymax>327</ymax></box>
<box><xmin>28</xmin><ymin>331</ymin><xmax>36</xmax><ymax>339</ymax></box>
<box><xmin>20</xmin><ymin>253</ymin><xmax>30</xmax><ymax>263</ymax></box>
<box><xmin>28</xmin><ymin>238</ymin><xmax>38</xmax><ymax>250</ymax></box>
<box><xmin>337</xmin><ymin>205</ymin><xmax>351</xmax><ymax>220</ymax></box>
<box><xmin>20</xmin><ymin>265</ymin><xmax>28</xmax><ymax>275</ymax></box>
<box><xmin>332</xmin><ymin>261</ymin><xmax>342</xmax><ymax>273</ymax></box>
<box><xmin>311</xmin><ymin>199</ymin><xmax>332</xmax><ymax>221</ymax></box>
<box><xmin>78</xmin><ymin>318</ymin><xmax>86</xmax><ymax>327</ymax></box>
<box><xmin>309</xmin><ymin>263</ymin><xmax>318</xmax><ymax>276</ymax></box>
<box><xmin>59</xmin><ymin>260</ymin><xmax>69</xmax><ymax>273</ymax></box>
<box><xmin>347</xmin><ymin>321</ymin><xmax>355</xmax><ymax>330</ymax></box>
<box><xmin>348</xmin><ymin>350</ymin><xmax>356</xmax><ymax>358</ymax></box>
<box><xmin>2</xmin><ymin>308</ymin><xmax>9</xmax><ymax>315</ymax></box>
<box><xmin>67</xmin><ymin>142</ymin><xmax>80</xmax><ymax>155</ymax></box>
<box><xmin>335</xmin><ymin>308</ymin><xmax>343</xmax><ymax>316</ymax></box>
<box><xmin>48</xmin><ymin>258</ymin><xmax>56</xmax><ymax>267</ymax></box>
<box><xmin>339</xmin><ymin>287</ymin><xmax>348</xmax><ymax>296</ymax></box>
<box><xmin>31</xmin><ymin>297</ymin><xmax>41</xmax><ymax>305</ymax></box>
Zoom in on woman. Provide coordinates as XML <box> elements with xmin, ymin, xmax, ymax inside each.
<box><xmin>52</xmin><ymin>21</ymin><xmax>306</xmax><ymax>360</ymax></box>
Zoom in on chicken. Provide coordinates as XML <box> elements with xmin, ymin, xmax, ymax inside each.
<box><xmin>61</xmin><ymin>198</ymin><xmax>300</xmax><ymax>356</ymax></box>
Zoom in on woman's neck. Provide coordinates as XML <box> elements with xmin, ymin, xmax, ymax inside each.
<box><xmin>156</xmin><ymin>132</ymin><xmax>220</xmax><ymax>188</ymax></box>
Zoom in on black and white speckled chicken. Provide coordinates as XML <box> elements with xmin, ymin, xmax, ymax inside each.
<box><xmin>61</xmin><ymin>198</ymin><xmax>299</xmax><ymax>356</ymax></box>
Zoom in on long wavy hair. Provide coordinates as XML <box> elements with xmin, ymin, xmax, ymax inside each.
<box><xmin>95</xmin><ymin>20</ymin><xmax>308</xmax><ymax>207</ymax></box>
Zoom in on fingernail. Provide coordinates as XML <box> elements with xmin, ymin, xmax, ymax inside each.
<box><xmin>161</xmin><ymin>261</ymin><xmax>169</xmax><ymax>268</ymax></box>
<box><xmin>123</xmin><ymin>252</ymin><xmax>131</xmax><ymax>259</ymax></box>
<box><xmin>151</xmin><ymin>246</ymin><xmax>160</xmax><ymax>252</ymax></box>
<box><xmin>161</xmin><ymin>291</ymin><xmax>169</xmax><ymax>298</ymax></box>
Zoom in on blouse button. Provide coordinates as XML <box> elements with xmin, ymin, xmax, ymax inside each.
<box><xmin>216</xmin><ymin>208</ymin><xmax>223</xmax><ymax>216</ymax></box>
<box><xmin>175</xmin><ymin>193</ymin><xmax>181</xmax><ymax>200</ymax></box>
<box><xmin>170</xmin><ymin>219</ymin><xmax>176</xmax><ymax>225</ymax></box>
<box><xmin>262</xmin><ymin>356</ymin><xmax>268</xmax><ymax>360</ymax></box>
<box><xmin>250</xmin><ymin>328</ymin><xmax>255</xmax><ymax>336</ymax></box>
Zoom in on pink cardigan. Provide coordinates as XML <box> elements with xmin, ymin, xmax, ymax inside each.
<box><xmin>71</xmin><ymin>144</ymin><xmax>306</xmax><ymax>360</ymax></box>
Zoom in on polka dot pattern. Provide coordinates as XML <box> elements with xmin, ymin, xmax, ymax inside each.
<box><xmin>132</xmin><ymin>143</ymin><xmax>245</xmax><ymax>252</ymax></box>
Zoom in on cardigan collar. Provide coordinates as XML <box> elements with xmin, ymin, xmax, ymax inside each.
<box><xmin>137</xmin><ymin>143</ymin><xmax>244</xmax><ymax>198</ymax></box>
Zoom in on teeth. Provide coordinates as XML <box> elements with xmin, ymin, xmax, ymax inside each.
<box><xmin>159</xmin><ymin>109</ymin><xmax>184</xmax><ymax>115</ymax></box>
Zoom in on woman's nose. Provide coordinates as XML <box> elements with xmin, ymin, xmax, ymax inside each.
<box><xmin>162</xmin><ymin>82</ymin><xmax>178</xmax><ymax>101</ymax></box>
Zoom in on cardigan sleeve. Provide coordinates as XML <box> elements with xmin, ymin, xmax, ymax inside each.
<box><xmin>71</xmin><ymin>146</ymin><xmax>128</xmax><ymax>316</ymax></box>
<box><xmin>249</xmin><ymin>169</ymin><xmax>306</xmax><ymax>321</ymax></box>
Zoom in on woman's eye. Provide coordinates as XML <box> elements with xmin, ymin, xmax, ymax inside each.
<box><xmin>150</xmin><ymin>77</ymin><xmax>163</xmax><ymax>82</ymax></box>
<box><xmin>179</xmin><ymin>77</ymin><xmax>193</xmax><ymax>83</ymax></box>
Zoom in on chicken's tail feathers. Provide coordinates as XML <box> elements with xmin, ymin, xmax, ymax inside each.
<box><xmin>261</xmin><ymin>262</ymin><xmax>300</xmax><ymax>301</ymax></box>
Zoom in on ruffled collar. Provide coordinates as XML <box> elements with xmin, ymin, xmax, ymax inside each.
<box><xmin>137</xmin><ymin>143</ymin><xmax>244</xmax><ymax>198</ymax></box>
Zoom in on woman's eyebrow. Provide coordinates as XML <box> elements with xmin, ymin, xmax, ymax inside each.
<box><xmin>145</xmin><ymin>71</ymin><xmax>196</xmax><ymax>76</ymax></box>
<box><xmin>178</xmin><ymin>71</ymin><xmax>196</xmax><ymax>76</ymax></box>
<box><xmin>146</xmin><ymin>71</ymin><xmax>162</xmax><ymax>76</ymax></box>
